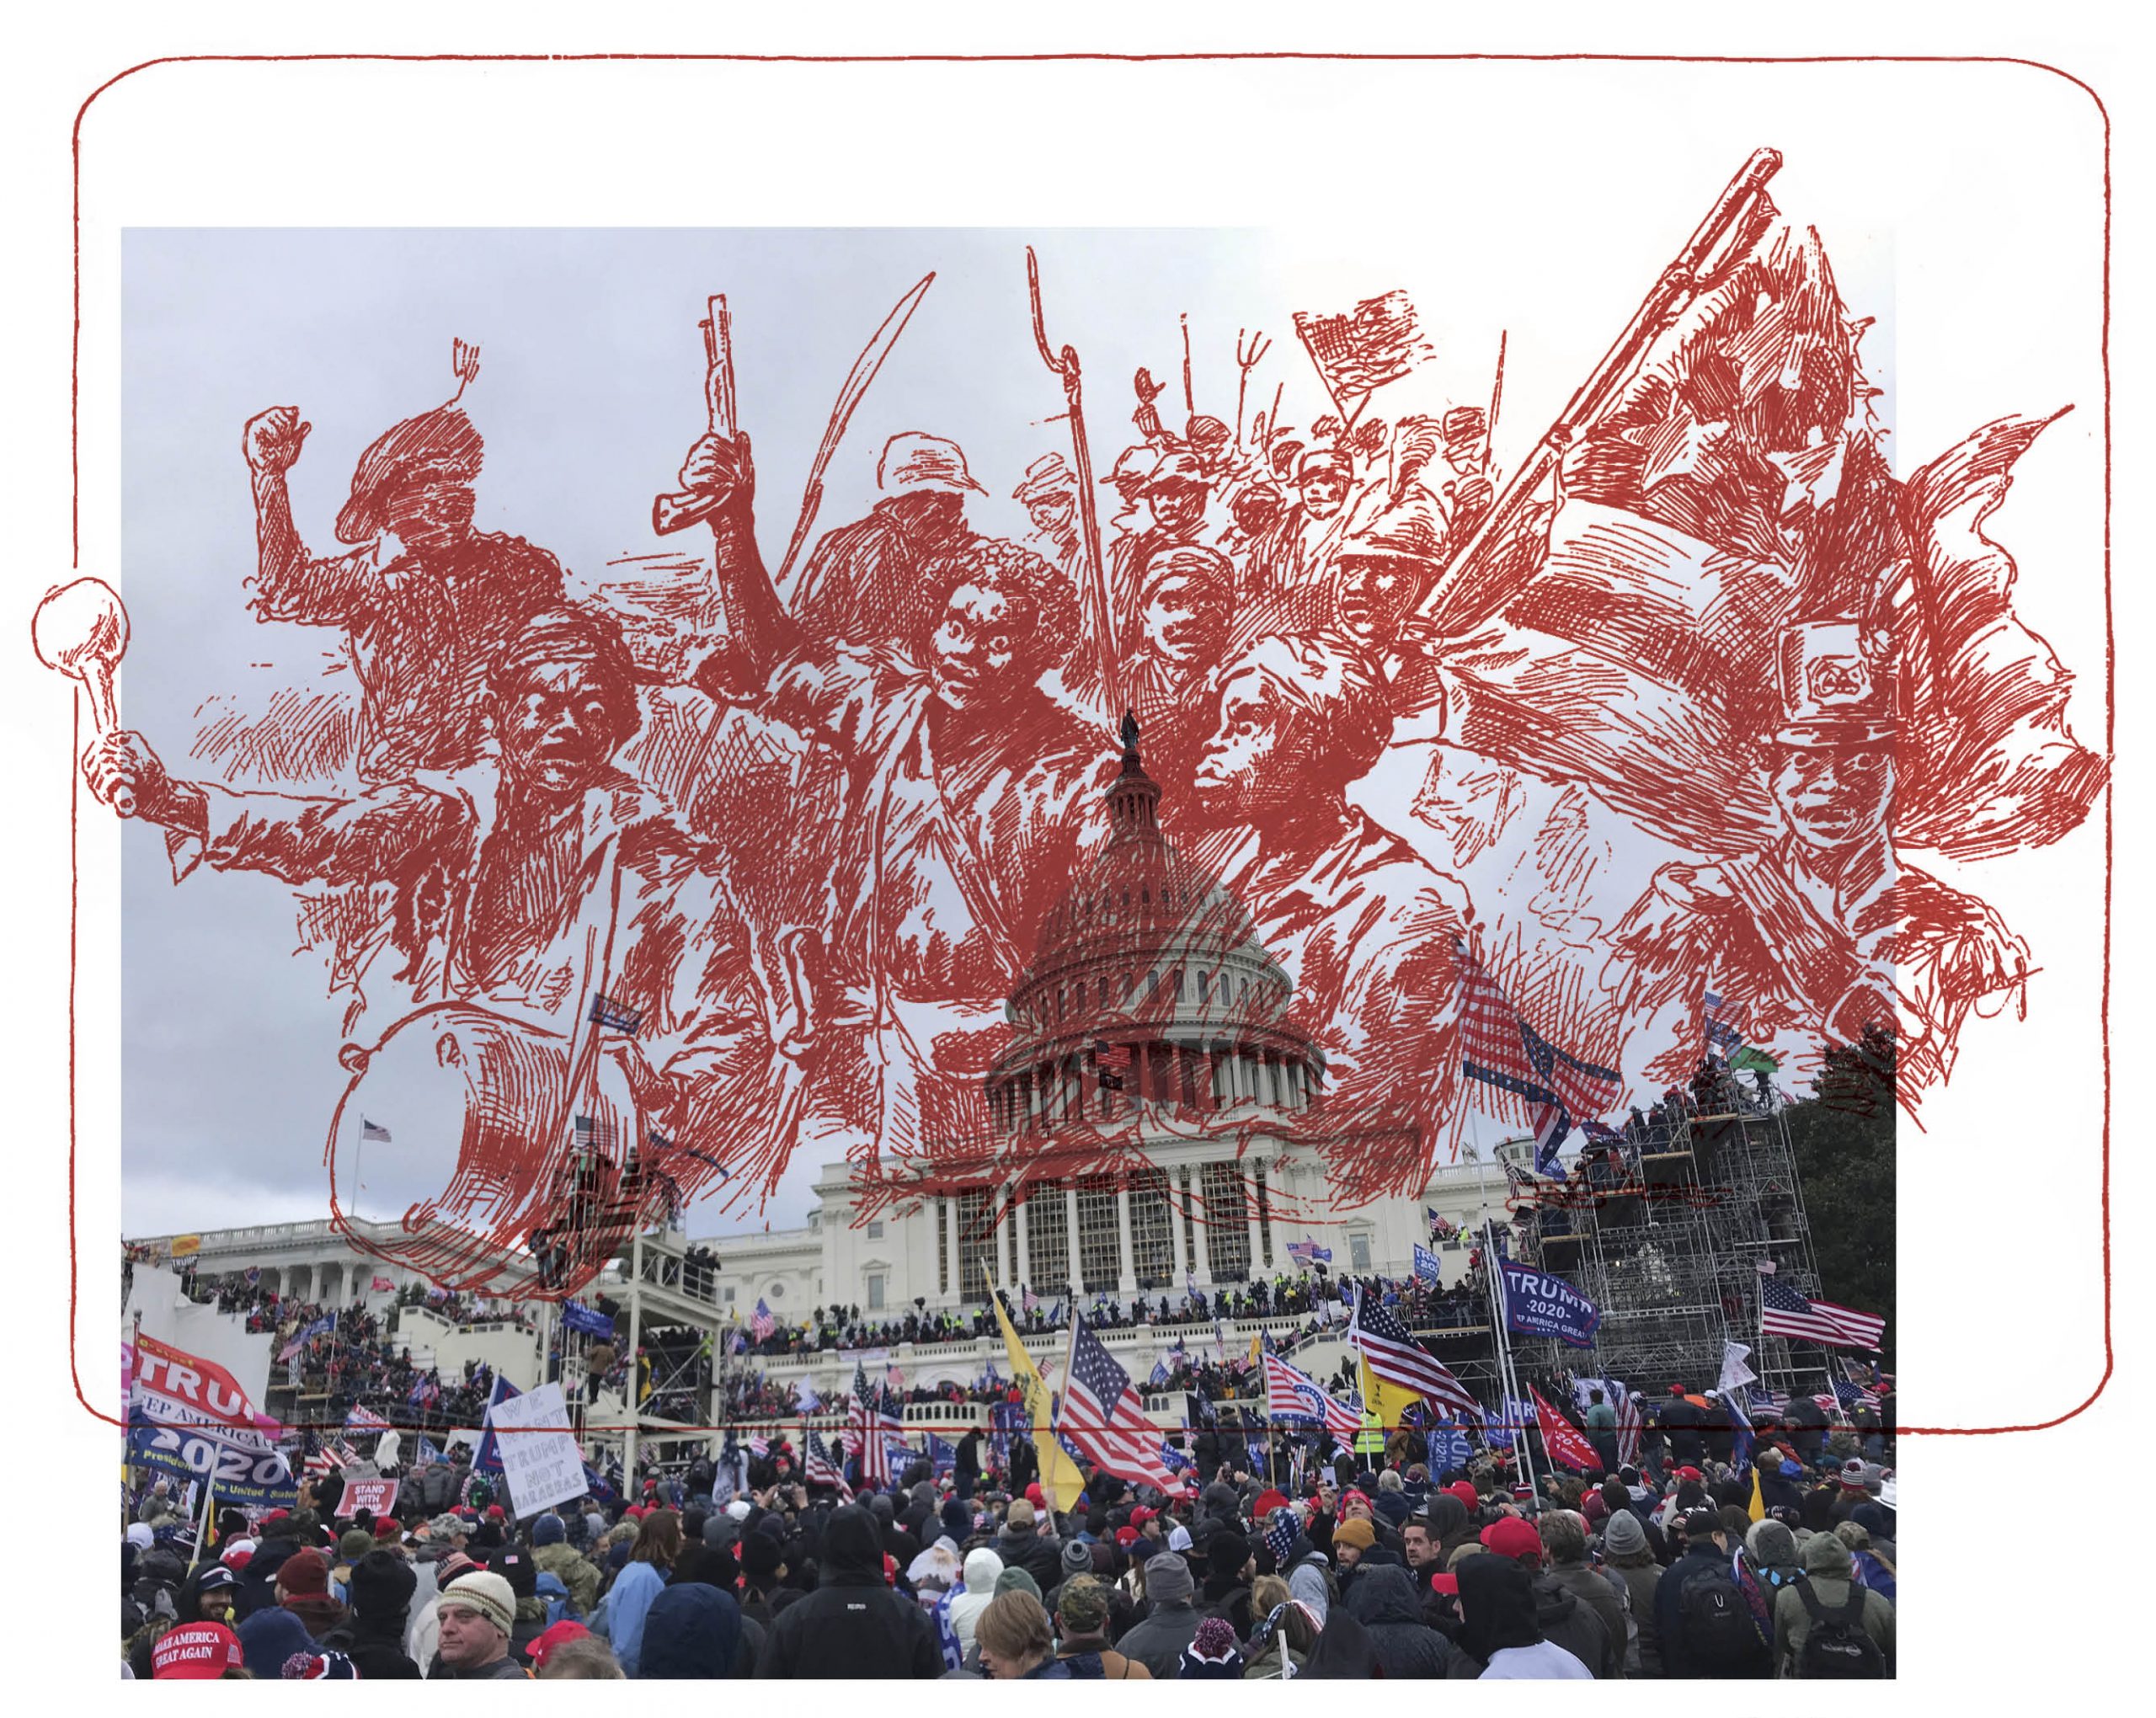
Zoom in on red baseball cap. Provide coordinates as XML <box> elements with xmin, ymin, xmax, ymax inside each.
<box><xmin>1480</xmin><ymin>1517</ymin><xmax>1543</xmax><ymax>1561</ymax></box>
<box><xmin>152</xmin><ymin>1621</ymin><xmax>243</xmax><ymax>1679</ymax></box>
<box><xmin>528</xmin><ymin>1619</ymin><xmax>590</xmax><ymax>1670</ymax></box>
<box><xmin>1025</xmin><ymin>1484</ymin><xmax>1044</xmax><ymax>1507</ymax></box>
<box><xmin>1129</xmin><ymin>1506</ymin><xmax>1155</xmax><ymax>1528</ymax></box>
<box><xmin>1675</xmin><ymin>1465</ymin><xmax>1704</xmax><ymax>1482</ymax></box>
<box><xmin>1445</xmin><ymin>1481</ymin><xmax>1479</xmax><ymax>1511</ymax></box>
<box><xmin>1114</xmin><ymin>1527</ymin><xmax>1139</xmax><ymax>1548</ymax></box>
<box><xmin>1430</xmin><ymin>1572</ymin><xmax>1460</xmax><ymax>1597</ymax></box>
<box><xmin>1252</xmin><ymin>1490</ymin><xmax>1290</xmax><ymax>1518</ymax></box>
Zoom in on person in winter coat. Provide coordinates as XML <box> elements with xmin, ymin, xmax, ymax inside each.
<box><xmin>1241</xmin><ymin>1577</ymin><xmax>1319</xmax><ymax>1679</ymax></box>
<box><xmin>319</xmin><ymin>1550</ymin><xmax>422</xmax><ymax>1678</ymax></box>
<box><xmin>603</xmin><ymin>1509</ymin><xmax>680</xmax><ymax>1678</ymax></box>
<box><xmin>638</xmin><ymin>1580</ymin><xmax>747</xmax><ymax>1678</ymax></box>
<box><xmin>954</xmin><ymin>1429</ymin><xmax>984</xmax><ymax>1500</ymax></box>
<box><xmin>994</xmin><ymin>1498</ymin><xmax>1065</xmax><ymax>1592</ymax></box>
<box><xmin>1537</xmin><ymin>1511</ymin><xmax>1628</xmax><ymax>1678</ymax></box>
<box><xmin>1773</xmin><ymin>1531</ymin><xmax>1894</xmax><ymax>1677</ymax></box>
<box><xmin>531</xmin><ymin>1513</ymin><xmax>602</xmax><ymax>1616</ymax></box>
<box><xmin>754</xmin><ymin>1505</ymin><xmax>944</xmax><ymax>1678</ymax></box>
<box><xmin>1600</xmin><ymin>1508</ymin><xmax>1662</xmax><ymax>1676</ymax></box>
<box><xmin>1655</xmin><ymin>1508</ymin><xmax>1768</xmax><ymax>1678</ymax></box>
<box><xmin>975</xmin><ymin>1590</ymin><xmax>1071</xmax><ymax>1679</ymax></box>
<box><xmin>1344</xmin><ymin>1562</ymin><xmax>1457</xmax><ymax>1677</ymax></box>
<box><xmin>274</xmin><ymin>1549</ymin><xmax>348</xmax><ymax>1640</ymax></box>
<box><xmin>431</xmin><ymin>1572</ymin><xmax>531</xmax><ymax>1680</ymax></box>
<box><xmin>1116</xmin><ymin>1553</ymin><xmax>1206</xmax><ymax>1678</ymax></box>
<box><xmin>1451</xmin><ymin>1554</ymin><xmax>1592</xmax><ymax>1679</ymax></box>
<box><xmin>1052</xmin><ymin>1576</ymin><xmax>1150</xmax><ymax>1679</ymax></box>
<box><xmin>948</xmin><ymin>1546</ymin><xmax>1004</xmax><ymax>1656</ymax></box>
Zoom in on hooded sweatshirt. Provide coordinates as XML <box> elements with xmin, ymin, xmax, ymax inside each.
<box><xmin>752</xmin><ymin>1504</ymin><xmax>943</xmax><ymax>1680</ymax></box>
<box><xmin>947</xmin><ymin>1547</ymin><xmax>1003</xmax><ymax>1654</ymax></box>
<box><xmin>1343</xmin><ymin>1564</ymin><xmax>1455</xmax><ymax>1678</ymax></box>
<box><xmin>638</xmin><ymin>1582</ymin><xmax>745</xmax><ymax>1678</ymax></box>
<box><xmin>1454</xmin><ymin>1555</ymin><xmax>1593</xmax><ymax>1681</ymax></box>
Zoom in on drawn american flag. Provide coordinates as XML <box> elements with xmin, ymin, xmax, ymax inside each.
<box><xmin>1350</xmin><ymin>1287</ymin><xmax>1478</xmax><ymax>1414</ymax></box>
<box><xmin>1759</xmin><ymin>1278</ymin><xmax>1886</xmax><ymax>1350</ymax></box>
<box><xmin>1059</xmin><ymin>1313</ymin><xmax>1182</xmax><ymax>1488</ymax></box>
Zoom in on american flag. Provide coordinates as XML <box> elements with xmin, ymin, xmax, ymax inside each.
<box><xmin>1703</xmin><ymin>990</ymin><xmax>1746</xmax><ymax>1054</ymax></box>
<box><xmin>1531</xmin><ymin>1100</ymin><xmax>1571</xmax><ymax>1175</ymax></box>
<box><xmin>1059</xmin><ymin>1312</ymin><xmax>1182</xmax><ymax>1488</ymax></box>
<box><xmin>750</xmin><ymin>1299</ymin><xmax>776</xmax><ymax>1341</ymax></box>
<box><xmin>1459</xmin><ymin>941</ymin><xmax>1541</xmax><ymax>1087</ymax></box>
<box><xmin>1748</xmin><ymin>1385</ymin><xmax>1791</xmax><ymax>1417</ymax></box>
<box><xmin>851</xmin><ymin>1362</ymin><xmax>901</xmax><ymax>1491</ymax></box>
<box><xmin>588</xmin><ymin>992</ymin><xmax>643</xmax><ymax>1033</ymax></box>
<box><xmin>1262</xmin><ymin>1353</ymin><xmax>1361</xmax><ymax>1442</ymax></box>
<box><xmin>803</xmin><ymin>1429</ymin><xmax>853</xmax><ymax>1498</ymax></box>
<box><xmin>1263</xmin><ymin>1509</ymin><xmax>1299</xmax><ymax>1570</ymax></box>
<box><xmin>1833</xmin><ymin>1376</ymin><xmax>1881</xmax><ymax>1413</ymax></box>
<box><xmin>1349</xmin><ymin>1287</ymin><xmax>1477</xmax><ymax>1414</ymax></box>
<box><xmin>1759</xmin><ymin>1279</ymin><xmax>1886</xmax><ymax>1350</ymax></box>
<box><xmin>344</xmin><ymin>1406</ymin><xmax>390</xmax><ymax>1433</ymax></box>
<box><xmin>745</xmin><ymin>1433</ymin><xmax>770</xmax><ymax>1457</ymax></box>
<box><xmin>360</xmin><ymin>1118</ymin><xmax>392</xmax><ymax>1144</ymax></box>
<box><xmin>243</xmin><ymin>1267</ymin><xmax>261</xmax><ymax>1286</ymax></box>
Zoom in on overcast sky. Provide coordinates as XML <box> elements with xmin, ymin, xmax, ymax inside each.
<box><xmin>118</xmin><ymin>222</ymin><xmax>1906</xmax><ymax>1243</ymax></box>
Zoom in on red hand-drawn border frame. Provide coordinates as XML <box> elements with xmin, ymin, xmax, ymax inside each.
<box><xmin>63</xmin><ymin>51</ymin><xmax>2111</xmax><ymax>1440</ymax></box>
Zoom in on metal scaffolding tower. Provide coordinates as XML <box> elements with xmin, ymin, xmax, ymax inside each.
<box><xmin>1506</xmin><ymin>1070</ymin><xmax>1830</xmax><ymax>1400</ymax></box>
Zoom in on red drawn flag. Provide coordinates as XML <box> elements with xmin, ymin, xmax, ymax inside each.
<box><xmin>1530</xmin><ymin>1385</ymin><xmax>1604</xmax><ymax>1474</ymax></box>
<box><xmin>1292</xmin><ymin>290</ymin><xmax>1434</xmax><ymax>404</ymax></box>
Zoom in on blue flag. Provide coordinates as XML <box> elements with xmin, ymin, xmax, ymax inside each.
<box><xmin>1497</xmin><ymin>1259</ymin><xmax>1602</xmax><ymax>1348</ymax></box>
<box><xmin>1149</xmin><ymin>1358</ymin><xmax>1170</xmax><ymax>1387</ymax></box>
<box><xmin>1429</xmin><ymin>1421</ymin><xmax>1475</xmax><ymax>1475</ymax></box>
<box><xmin>562</xmin><ymin>1301</ymin><xmax>615</xmax><ymax>1339</ymax></box>
<box><xmin>1412</xmin><ymin>1243</ymin><xmax>1443</xmax><ymax>1283</ymax></box>
<box><xmin>926</xmin><ymin>1433</ymin><xmax>957</xmax><ymax>1473</ymax></box>
<box><xmin>471</xmin><ymin>1374</ymin><xmax>522</xmax><ymax>1475</ymax></box>
<box><xmin>414</xmin><ymin>1435</ymin><xmax>444</xmax><ymax>1467</ymax></box>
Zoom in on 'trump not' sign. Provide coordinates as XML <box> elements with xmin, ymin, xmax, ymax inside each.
<box><xmin>483</xmin><ymin>1382</ymin><xmax>589</xmax><ymax>1517</ymax></box>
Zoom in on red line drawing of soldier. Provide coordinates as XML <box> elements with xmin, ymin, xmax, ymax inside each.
<box><xmin>1011</xmin><ymin>452</ymin><xmax>1086</xmax><ymax>599</ymax></box>
<box><xmin>1184</xmin><ymin>634</ymin><xmax>1476</xmax><ymax>1200</ymax></box>
<box><xmin>80</xmin><ymin>606</ymin><xmax>781</xmax><ymax>1295</ymax></box>
<box><xmin>241</xmin><ymin>344</ymin><xmax>568</xmax><ymax>783</ymax></box>
<box><xmin>1609</xmin><ymin>617</ymin><xmax>2031</xmax><ymax>1101</ymax></box>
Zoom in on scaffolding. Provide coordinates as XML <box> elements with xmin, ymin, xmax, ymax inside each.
<box><xmin>1508</xmin><ymin>1070</ymin><xmax>1830</xmax><ymax>1401</ymax></box>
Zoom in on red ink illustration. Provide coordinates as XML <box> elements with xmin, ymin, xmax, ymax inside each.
<box><xmin>61</xmin><ymin>148</ymin><xmax>2101</xmax><ymax>1305</ymax></box>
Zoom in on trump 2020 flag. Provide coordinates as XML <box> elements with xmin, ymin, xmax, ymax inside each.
<box><xmin>1412</xmin><ymin>1243</ymin><xmax>1442</xmax><ymax>1283</ymax></box>
<box><xmin>1497</xmin><ymin>1259</ymin><xmax>1602</xmax><ymax>1348</ymax></box>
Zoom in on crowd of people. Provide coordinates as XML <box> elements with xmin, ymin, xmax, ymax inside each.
<box><xmin>120</xmin><ymin>1380</ymin><xmax>1897</xmax><ymax>1680</ymax></box>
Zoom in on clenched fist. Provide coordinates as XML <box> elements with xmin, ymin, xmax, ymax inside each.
<box><xmin>243</xmin><ymin>406</ymin><xmax>312</xmax><ymax>475</ymax></box>
<box><xmin>676</xmin><ymin>430</ymin><xmax>755</xmax><ymax>518</ymax></box>
<box><xmin>81</xmin><ymin>728</ymin><xmax>168</xmax><ymax>819</ymax></box>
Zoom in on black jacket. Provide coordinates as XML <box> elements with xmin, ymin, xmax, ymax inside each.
<box><xmin>1343</xmin><ymin>1565</ymin><xmax>1456</xmax><ymax>1678</ymax></box>
<box><xmin>1534</xmin><ymin>1571</ymin><xmax>1616</xmax><ymax>1678</ymax></box>
<box><xmin>754</xmin><ymin>1507</ymin><xmax>942</xmax><ymax>1680</ymax></box>
<box><xmin>320</xmin><ymin>1610</ymin><xmax>422</xmax><ymax>1679</ymax></box>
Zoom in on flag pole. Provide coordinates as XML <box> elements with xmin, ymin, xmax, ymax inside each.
<box><xmin>622</xmin><ymin>1218</ymin><xmax>644</xmax><ymax>1493</ymax></box>
<box><xmin>1483</xmin><ymin>1217</ymin><xmax>1540</xmax><ymax>1505</ymax></box>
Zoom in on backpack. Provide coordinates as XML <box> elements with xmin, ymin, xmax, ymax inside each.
<box><xmin>1794</xmin><ymin>1581</ymin><xmax>1885</xmax><ymax>1678</ymax></box>
<box><xmin>1678</xmin><ymin>1562</ymin><xmax>1761</xmax><ymax>1670</ymax></box>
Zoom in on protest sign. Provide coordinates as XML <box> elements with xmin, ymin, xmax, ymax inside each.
<box><xmin>1497</xmin><ymin>1260</ymin><xmax>1603</xmax><ymax>1348</ymax></box>
<box><xmin>484</xmin><ymin>1382</ymin><xmax>588</xmax><ymax>1516</ymax></box>
<box><xmin>126</xmin><ymin>1414</ymin><xmax>298</xmax><ymax>1508</ymax></box>
<box><xmin>335</xmin><ymin>1476</ymin><xmax>399</xmax><ymax>1518</ymax></box>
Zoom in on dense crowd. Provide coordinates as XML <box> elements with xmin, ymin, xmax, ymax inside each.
<box><xmin>122</xmin><ymin>1363</ymin><xmax>1896</xmax><ymax>1680</ymax></box>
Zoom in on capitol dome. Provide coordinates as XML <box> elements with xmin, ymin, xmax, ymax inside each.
<box><xmin>985</xmin><ymin>712</ymin><xmax>1322</xmax><ymax>1134</ymax></box>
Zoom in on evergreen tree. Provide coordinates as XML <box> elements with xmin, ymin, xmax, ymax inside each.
<box><xmin>1785</xmin><ymin>1024</ymin><xmax>1896</xmax><ymax>1367</ymax></box>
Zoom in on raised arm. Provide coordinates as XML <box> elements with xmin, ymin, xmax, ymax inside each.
<box><xmin>243</xmin><ymin>407</ymin><xmax>382</xmax><ymax>626</ymax></box>
<box><xmin>677</xmin><ymin>430</ymin><xmax>801</xmax><ymax>689</ymax></box>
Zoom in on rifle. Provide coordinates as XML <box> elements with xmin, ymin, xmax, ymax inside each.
<box><xmin>1412</xmin><ymin>147</ymin><xmax>1785</xmax><ymax>638</ymax></box>
<box><xmin>651</xmin><ymin>296</ymin><xmax>739</xmax><ymax>536</ymax></box>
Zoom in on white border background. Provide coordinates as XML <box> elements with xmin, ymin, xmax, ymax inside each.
<box><xmin>3</xmin><ymin>2</ymin><xmax>2149</xmax><ymax>1699</ymax></box>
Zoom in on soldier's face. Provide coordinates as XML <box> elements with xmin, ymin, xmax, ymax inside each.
<box><xmin>1299</xmin><ymin>472</ymin><xmax>1349</xmax><ymax>520</ymax></box>
<box><xmin>1336</xmin><ymin>554</ymin><xmax>1431</xmax><ymax>645</ymax></box>
<box><xmin>1195</xmin><ymin>671</ymin><xmax>1299</xmax><ymax>811</ymax></box>
<box><xmin>1771</xmin><ymin>743</ymin><xmax>1893</xmax><ymax>851</ymax></box>
<box><xmin>1141</xmin><ymin>575</ymin><xmax>1215</xmax><ymax>667</ymax></box>
<box><xmin>1146</xmin><ymin>483</ymin><xmax>1208</xmax><ymax>536</ymax></box>
<box><xmin>499</xmin><ymin>659</ymin><xmax>622</xmax><ymax>795</ymax></box>
<box><xmin>1025</xmin><ymin>493</ymin><xmax>1075</xmax><ymax>536</ymax></box>
<box><xmin>384</xmin><ymin>478</ymin><xmax>475</xmax><ymax>549</ymax></box>
<box><xmin>931</xmin><ymin>584</ymin><xmax>1017</xmax><ymax>710</ymax></box>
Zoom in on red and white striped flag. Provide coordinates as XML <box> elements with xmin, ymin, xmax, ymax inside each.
<box><xmin>1059</xmin><ymin>1312</ymin><xmax>1181</xmax><ymax>1489</ymax></box>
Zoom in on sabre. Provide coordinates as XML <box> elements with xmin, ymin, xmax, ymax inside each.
<box><xmin>35</xmin><ymin>576</ymin><xmax>134</xmax><ymax>815</ymax></box>
<box><xmin>776</xmin><ymin>272</ymin><xmax>937</xmax><ymax>600</ymax></box>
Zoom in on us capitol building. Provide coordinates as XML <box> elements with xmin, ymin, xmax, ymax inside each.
<box><xmin>130</xmin><ymin>720</ymin><xmax>1525</xmax><ymax>1402</ymax></box>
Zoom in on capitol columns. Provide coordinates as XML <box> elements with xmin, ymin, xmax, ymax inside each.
<box><xmin>1114</xmin><ymin>1182</ymin><xmax>1138</xmax><ymax>1295</ymax></box>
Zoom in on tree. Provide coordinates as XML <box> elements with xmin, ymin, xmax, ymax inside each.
<box><xmin>1783</xmin><ymin>1025</ymin><xmax>1896</xmax><ymax>1368</ymax></box>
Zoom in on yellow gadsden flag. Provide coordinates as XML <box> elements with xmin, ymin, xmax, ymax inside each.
<box><xmin>1358</xmin><ymin>1356</ymin><xmax>1402</xmax><ymax>1457</ymax></box>
<box><xmin>992</xmin><ymin>1289</ymin><xmax>1086</xmax><ymax>1515</ymax></box>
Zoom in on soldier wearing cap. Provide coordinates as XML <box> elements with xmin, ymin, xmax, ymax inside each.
<box><xmin>1609</xmin><ymin>617</ymin><xmax>2029</xmax><ymax>1095</ymax></box>
<box><xmin>1012</xmin><ymin>452</ymin><xmax>1085</xmax><ymax>590</ymax></box>
<box><xmin>241</xmin><ymin>365</ymin><xmax>568</xmax><ymax>783</ymax></box>
<box><xmin>1438</xmin><ymin>406</ymin><xmax>1496</xmax><ymax>542</ymax></box>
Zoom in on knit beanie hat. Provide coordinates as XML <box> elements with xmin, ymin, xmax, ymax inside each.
<box><xmin>1145</xmin><ymin>1552</ymin><xmax>1194</xmax><ymax>1604</ymax></box>
<box><xmin>277</xmin><ymin>1549</ymin><xmax>329</xmax><ymax>1596</ymax></box>
<box><xmin>1332</xmin><ymin>1518</ymin><xmax>1376</xmax><ymax>1551</ymax></box>
<box><xmin>349</xmin><ymin>1549</ymin><xmax>418</xmax><ymax>1619</ymax></box>
<box><xmin>1746</xmin><ymin>1519</ymin><xmax>1801</xmax><ymax>1572</ymax></box>
<box><xmin>1060</xmin><ymin>1539</ymin><xmax>1094</xmax><ymax>1579</ymax></box>
<box><xmin>338</xmin><ymin>1529</ymin><xmax>374</xmax><ymax>1562</ymax></box>
<box><xmin>441</xmin><ymin>1571</ymin><xmax>516</xmax><ymax>1637</ymax></box>
<box><xmin>495</xmin><ymin>1547</ymin><xmax>537</xmax><ymax>1599</ymax></box>
<box><xmin>740</xmin><ymin>1532</ymin><xmax>783</xmax><ymax>1582</ymax></box>
<box><xmin>1177</xmin><ymin>1616</ymin><xmax>1246</xmax><ymax>1678</ymax></box>
<box><xmin>994</xmin><ymin>1566</ymin><xmax>1042</xmax><ymax>1600</ymax></box>
<box><xmin>531</xmin><ymin>1513</ymin><xmax>566</xmax><ymax>1547</ymax></box>
<box><xmin>1601</xmin><ymin>1510</ymin><xmax>1648</xmax><ymax>1559</ymax></box>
